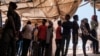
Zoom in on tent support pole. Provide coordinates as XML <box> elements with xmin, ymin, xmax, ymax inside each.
<box><xmin>0</xmin><ymin>1</ymin><xmax>2</xmax><ymax>27</ymax></box>
<box><xmin>93</xmin><ymin>0</ymin><xmax>96</xmax><ymax>15</ymax></box>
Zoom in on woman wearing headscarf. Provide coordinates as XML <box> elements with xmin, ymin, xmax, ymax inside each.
<box><xmin>0</xmin><ymin>2</ymin><xmax>21</xmax><ymax>56</ymax></box>
<box><xmin>45</xmin><ymin>20</ymin><xmax>53</xmax><ymax>56</ymax></box>
<box><xmin>80</xmin><ymin>18</ymin><xmax>99</xmax><ymax>56</ymax></box>
<box><xmin>21</xmin><ymin>21</ymin><xmax>33</xmax><ymax>56</ymax></box>
<box><xmin>90</xmin><ymin>15</ymin><xmax>100</xmax><ymax>54</ymax></box>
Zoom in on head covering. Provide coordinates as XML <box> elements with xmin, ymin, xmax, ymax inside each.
<box><xmin>91</xmin><ymin>15</ymin><xmax>98</xmax><ymax>22</ymax></box>
<box><xmin>9</xmin><ymin>2</ymin><xmax>17</xmax><ymax>10</ymax></box>
<box><xmin>83</xmin><ymin>18</ymin><xmax>88</xmax><ymax>23</ymax></box>
<box><xmin>92</xmin><ymin>15</ymin><xmax>97</xmax><ymax>20</ymax></box>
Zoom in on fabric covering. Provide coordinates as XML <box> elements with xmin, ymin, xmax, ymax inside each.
<box><xmin>0</xmin><ymin>0</ymin><xmax>82</xmax><ymax>22</ymax></box>
<box><xmin>89</xmin><ymin>0</ymin><xmax>100</xmax><ymax>11</ymax></box>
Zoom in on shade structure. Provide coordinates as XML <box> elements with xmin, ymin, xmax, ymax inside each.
<box><xmin>0</xmin><ymin>0</ymin><xmax>82</xmax><ymax>22</ymax></box>
<box><xmin>88</xmin><ymin>0</ymin><xmax>100</xmax><ymax>11</ymax></box>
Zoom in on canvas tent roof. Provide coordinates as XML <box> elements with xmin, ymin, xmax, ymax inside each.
<box><xmin>86</xmin><ymin>0</ymin><xmax>100</xmax><ymax>11</ymax></box>
<box><xmin>0</xmin><ymin>0</ymin><xmax>82</xmax><ymax>22</ymax></box>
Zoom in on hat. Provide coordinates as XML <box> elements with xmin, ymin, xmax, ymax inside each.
<box><xmin>9</xmin><ymin>2</ymin><xmax>17</xmax><ymax>9</ymax></box>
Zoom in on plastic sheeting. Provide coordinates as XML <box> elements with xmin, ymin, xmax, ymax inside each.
<box><xmin>0</xmin><ymin>0</ymin><xmax>82</xmax><ymax>22</ymax></box>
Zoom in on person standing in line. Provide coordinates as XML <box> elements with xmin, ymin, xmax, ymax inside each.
<box><xmin>55</xmin><ymin>20</ymin><xmax>62</xmax><ymax>56</ymax></box>
<box><xmin>80</xmin><ymin>18</ymin><xmax>99</xmax><ymax>56</ymax></box>
<box><xmin>0</xmin><ymin>2</ymin><xmax>21</xmax><ymax>56</ymax></box>
<box><xmin>80</xmin><ymin>19</ymin><xmax>87</xmax><ymax>56</ymax></box>
<box><xmin>38</xmin><ymin>19</ymin><xmax>47</xmax><ymax>56</ymax></box>
<box><xmin>32</xmin><ymin>23</ymin><xmax>39</xmax><ymax>56</ymax></box>
<box><xmin>33</xmin><ymin>23</ymin><xmax>39</xmax><ymax>43</ymax></box>
<box><xmin>62</xmin><ymin>14</ymin><xmax>72</xmax><ymax>56</ymax></box>
<box><xmin>45</xmin><ymin>20</ymin><xmax>53</xmax><ymax>56</ymax></box>
<box><xmin>21</xmin><ymin>21</ymin><xmax>33</xmax><ymax>56</ymax></box>
<box><xmin>90</xmin><ymin>15</ymin><xmax>100</xmax><ymax>54</ymax></box>
<box><xmin>72</xmin><ymin>15</ymin><xmax>79</xmax><ymax>56</ymax></box>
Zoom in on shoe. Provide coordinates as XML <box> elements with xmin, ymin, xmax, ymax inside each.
<box><xmin>62</xmin><ymin>55</ymin><xmax>65</xmax><ymax>56</ymax></box>
<box><xmin>85</xmin><ymin>55</ymin><xmax>88</xmax><ymax>56</ymax></box>
<box><xmin>95</xmin><ymin>52</ymin><xmax>100</xmax><ymax>54</ymax></box>
<box><xmin>84</xmin><ymin>54</ymin><xmax>88</xmax><ymax>56</ymax></box>
<box><xmin>62</xmin><ymin>54</ymin><xmax>66</xmax><ymax>56</ymax></box>
<box><xmin>93</xmin><ymin>51</ymin><xmax>96</xmax><ymax>54</ymax></box>
<box><xmin>73</xmin><ymin>54</ymin><xmax>76</xmax><ymax>56</ymax></box>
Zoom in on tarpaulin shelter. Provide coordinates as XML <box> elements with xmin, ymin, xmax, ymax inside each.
<box><xmin>0</xmin><ymin>0</ymin><xmax>82</xmax><ymax>23</ymax></box>
<box><xmin>89</xmin><ymin>0</ymin><xmax>100</xmax><ymax>11</ymax></box>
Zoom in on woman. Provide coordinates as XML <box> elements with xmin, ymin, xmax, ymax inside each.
<box><xmin>21</xmin><ymin>21</ymin><xmax>33</xmax><ymax>56</ymax></box>
<box><xmin>0</xmin><ymin>2</ymin><xmax>21</xmax><ymax>56</ymax></box>
<box><xmin>32</xmin><ymin>23</ymin><xmax>39</xmax><ymax>56</ymax></box>
<box><xmin>80</xmin><ymin>18</ymin><xmax>99</xmax><ymax>56</ymax></box>
<box><xmin>45</xmin><ymin>20</ymin><xmax>53</xmax><ymax>56</ymax></box>
<box><xmin>90</xmin><ymin>15</ymin><xmax>99</xmax><ymax>54</ymax></box>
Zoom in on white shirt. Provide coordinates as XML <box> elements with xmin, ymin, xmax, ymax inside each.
<box><xmin>22</xmin><ymin>24</ymin><xmax>33</xmax><ymax>39</ymax></box>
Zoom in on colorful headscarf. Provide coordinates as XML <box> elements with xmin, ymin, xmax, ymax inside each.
<box><xmin>92</xmin><ymin>15</ymin><xmax>97</xmax><ymax>21</ymax></box>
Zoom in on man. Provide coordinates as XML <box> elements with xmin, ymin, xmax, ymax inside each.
<box><xmin>38</xmin><ymin>19</ymin><xmax>47</xmax><ymax>56</ymax></box>
<box><xmin>62</xmin><ymin>14</ymin><xmax>72</xmax><ymax>56</ymax></box>
<box><xmin>72</xmin><ymin>15</ymin><xmax>79</xmax><ymax>56</ymax></box>
<box><xmin>55</xmin><ymin>20</ymin><xmax>62</xmax><ymax>56</ymax></box>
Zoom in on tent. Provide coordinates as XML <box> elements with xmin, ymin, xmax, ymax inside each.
<box><xmin>89</xmin><ymin>0</ymin><xmax>100</xmax><ymax>11</ymax></box>
<box><xmin>0</xmin><ymin>0</ymin><xmax>82</xmax><ymax>23</ymax></box>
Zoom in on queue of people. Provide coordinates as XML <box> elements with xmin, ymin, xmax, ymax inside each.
<box><xmin>0</xmin><ymin>1</ymin><xmax>100</xmax><ymax>56</ymax></box>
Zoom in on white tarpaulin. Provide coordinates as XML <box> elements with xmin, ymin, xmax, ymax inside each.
<box><xmin>87</xmin><ymin>0</ymin><xmax>100</xmax><ymax>11</ymax></box>
<box><xmin>0</xmin><ymin>0</ymin><xmax>82</xmax><ymax>22</ymax></box>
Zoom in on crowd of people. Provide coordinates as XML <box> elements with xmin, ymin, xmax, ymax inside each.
<box><xmin>0</xmin><ymin>2</ymin><xmax>100</xmax><ymax>56</ymax></box>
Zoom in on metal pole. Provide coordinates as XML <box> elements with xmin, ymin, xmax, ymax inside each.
<box><xmin>93</xmin><ymin>0</ymin><xmax>96</xmax><ymax>15</ymax></box>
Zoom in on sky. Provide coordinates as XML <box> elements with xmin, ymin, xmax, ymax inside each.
<box><xmin>74</xmin><ymin>1</ymin><xmax>100</xmax><ymax>24</ymax></box>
